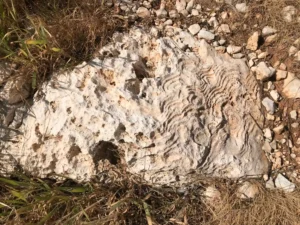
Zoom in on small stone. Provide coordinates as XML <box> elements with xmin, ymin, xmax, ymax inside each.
<box><xmin>266</xmin><ymin>114</ymin><xmax>275</xmax><ymax>121</ymax></box>
<box><xmin>264</xmin><ymin>128</ymin><xmax>273</xmax><ymax>141</ymax></box>
<box><xmin>208</xmin><ymin>17</ymin><xmax>219</xmax><ymax>28</ymax></box>
<box><xmin>215</xmin><ymin>46</ymin><xmax>226</xmax><ymax>53</ymax></box>
<box><xmin>266</xmin><ymin>179</ymin><xmax>275</xmax><ymax>189</ymax></box>
<box><xmin>257</xmin><ymin>52</ymin><xmax>268</xmax><ymax>59</ymax></box>
<box><xmin>255</xmin><ymin>62</ymin><xmax>275</xmax><ymax>81</ymax></box>
<box><xmin>273</xmin><ymin>124</ymin><xmax>285</xmax><ymax>134</ymax></box>
<box><xmin>198</xmin><ymin>30</ymin><xmax>215</xmax><ymax>40</ymax></box>
<box><xmin>295</xmin><ymin>51</ymin><xmax>300</xmax><ymax>61</ymax></box>
<box><xmin>289</xmin><ymin>46</ymin><xmax>298</xmax><ymax>56</ymax></box>
<box><xmin>186</xmin><ymin>0</ymin><xmax>194</xmax><ymax>12</ymax></box>
<box><xmin>265</xmin><ymin>34</ymin><xmax>277</xmax><ymax>45</ymax></box>
<box><xmin>279</xmin><ymin>63</ymin><xmax>287</xmax><ymax>70</ymax></box>
<box><xmin>246</xmin><ymin>32</ymin><xmax>260</xmax><ymax>51</ymax></box>
<box><xmin>176</xmin><ymin>0</ymin><xmax>187</xmax><ymax>12</ymax></box>
<box><xmin>282</xmin><ymin>6</ymin><xmax>297</xmax><ymax>23</ymax></box>
<box><xmin>273</xmin><ymin>157</ymin><xmax>282</xmax><ymax>169</ymax></box>
<box><xmin>281</xmin><ymin>139</ymin><xmax>286</xmax><ymax>144</ymax></box>
<box><xmin>282</xmin><ymin>72</ymin><xmax>300</xmax><ymax>98</ymax></box>
<box><xmin>196</xmin><ymin>4</ymin><xmax>201</xmax><ymax>11</ymax></box>
<box><xmin>263</xmin><ymin>174</ymin><xmax>269</xmax><ymax>181</ymax></box>
<box><xmin>150</xmin><ymin>27</ymin><xmax>159</xmax><ymax>37</ymax></box>
<box><xmin>248</xmin><ymin>59</ymin><xmax>254</xmax><ymax>67</ymax></box>
<box><xmin>219</xmin><ymin>39</ymin><xmax>226</xmax><ymax>45</ymax></box>
<box><xmin>288</xmin><ymin>140</ymin><xmax>293</xmax><ymax>148</ymax></box>
<box><xmin>188</xmin><ymin>24</ymin><xmax>201</xmax><ymax>35</ymax></box>
<box><xmin>262</xmin><ymin>141</ymin><xmax>272</xmax><ymax>153</ymax></box>
<box><xmin>291</xmin><ymin>153</ymin><xmax>296</xmax><ymax>159</ymax></box>
<box><xmin>262</xmin><ymin>97</ymin><xmax>276</xmax><ymax>114</ymax></box>
<box><xmin>290</xmin><ymin>110</ymin><xmax>297</xmax><ymax>119</ymax></box>
<box><xmin>191</xmin><ymin>9</ymin><xmax>199</xmax><ymax>16</ymax></box>
<box><xmin>226</xmin><ymin>45</ymin><xmax>242</xmax><ymax>54</ymax></box>
<box><xmin>136</xmin><ymin>7</ymin><xmax>151</xmax><ymax>18</ymax></box>
<box><xmin>270</xmin><ymin>141</ymin><xmax>277</xmax><ymax>150</ymax></box>
<box><xmin>262</xmin><ymin>26</ymin><xmax>277</xmax><ymax>37</ymax></box>
<box><xmin>237</xmin><ymin>182</ymin><xmax>259</xmax><ymax>199</ymax></box>
<box><xmin>232</xmin><ymin>53</ymin><xmax>244</xmax><ymax>59</ymax></box>
<box><xmin>180</xmin><ymin>9</ymin><xmax>189</xmax><ymax>17</ymax></box>
<box><xmin>156</xmin><ymin>9</ymin><xmax>168</xmax><ymax>18</ymax></box>
<box><xmin>221</xmin><ymin>11</ymin><xmax>228</xmax><ymax>20</ymax></box>
<box><xmin>235</xmin><ymin>3</ymin><xmax>248</xmax><ymax>13</ymax></box>
<box><xmin>169</xmin><ymin>10</ymin><xmax>179</xmax><ymax>18</ymax></box>
<box><xmin>203</xmin><ymin>186</ymin><xmax>221</xmax><ymax>202</ymax></box>
<box><xmin>275</xmin><ymin>173</ymin><xmax>295</xmax><ymax>192</ymax></box>
<box><xmin>213</xmin><ymin>41</ymin><xmax>219</xmax><ymax>47</ymax></box>
<box><xmin>276</xmin><ymin>70</ymin><xmax>288</xmax><ymax>80</ymax></box>
<box><xmin>270</xmin><ymin>90</ymin><xmax>280</xmax><ymax>102</ymax></box>
<box><xmin>164</xmin><ymin>19</ymin><xmax>173</xmax><ymax>26</ymax></box>
<box><xmin>267</xmin><ymin>81</ymin><xmax>274</xmax><ymax>90</ymax></box>
<box><xmin>291</xmin><ymin>122</ymin><xmax>299</xmax><ymax>128</ymax></box>
<box><xmin>218</xmin><ymin>24</ymin><xmax>231</xmax><ymax>33</ymax></box>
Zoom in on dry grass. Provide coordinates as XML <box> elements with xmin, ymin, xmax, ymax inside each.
<box><xmin>0</xmin><ymin>0</ymin><xmax>126</xmax><ymax>91</ymax></box>
<box><xmin>0</xmin><ymin>173</ymin><xmax>299</xmax><ymax>225</ymax></box>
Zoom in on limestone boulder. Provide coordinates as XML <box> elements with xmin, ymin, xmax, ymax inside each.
<box><xmin>2</xmin><ymin>27</ymin><xmax>268</xmax><ymax>184</ymax></box>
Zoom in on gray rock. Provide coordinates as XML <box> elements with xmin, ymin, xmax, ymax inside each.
<box><xmin>264</xmin><ymin>128</ymin><xmax>273</xmax><ymax>141</ymax></box>
<box><xmin>262</xmin><ymin>26</ymin><xmax>277</xmax><ymax>37</ymax></box>
<box><xmin>262</xmin><ymin>97</ymin><xmax>276</xmax><ymax>114</ymax></box>
<box><xmin>270</xmin><ymin>90</ymin><xmax>280</xmax><ymax>102</ymax></box>
<box><xmin>275</xmin><ymin>174</ymin><xmax>296</xmax><ymax>192</ymax></box>
<box><xmin>198</xmin><ymin>30</ymin><xmax>215</xmax><ymax>40</ymax></box>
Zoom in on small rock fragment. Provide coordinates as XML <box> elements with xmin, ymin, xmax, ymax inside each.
<box><xmin>237</xmin><ymin>181</ymin><xmax>259</xmax><ymax>199</ymax></box>
<box><xmin>289</xmin><ymin>46</ymin><xmax>298</xmax><ymax>56</ymax></box>
<box><xmin>282</xmin><ymin>6</ymin><xmax>297</xmax><ymax>23</ymax></box>
<box><xmin>176</xmin><ymin>0</ymin><xmax>187</xmax><ymax>12</ymax></box>
<box><xmin>276</xmin><ymin>70</ymin><xmax>287</xmax><ymax>80</ymax></box>
<box><xmin>203</xmin><ymin>186</ymin><xmax>221</xmax><ymax>202</ymax></box>
<box><xmin>255</xmin><ymin>62</ymin><xmax>275</xmax><ymax>81</ymax></box>
<box><xmin>191</xmin><ymin>9</ymin><xmax>199</xmax><ymax>16</ymax></box>
<box><xmin>275</xmin><ymin>174</ymin><xmax>296</xmax><ymax>192</ymax></box>
<box><xmin>235</xmin><ymin>3</ymin><xmax>248</xmax><ymax>13</ymax></box>
<box><xmin>262</xmin><ymin>141</ymin><xmax>272</xmax><ymax>153</ymax></box>
<box><xmin>265</xmin><ymin>34</ymin><xmax>277</xmax><ymax>45</ymax></box>
<box><xmin>218</xmin><ymin>24</ymin><xmax>231</xmax><ymax>33</ymax></box>
<box><xmin>226</xmin><ymin>45</ymin><xmax>242</xmax><ymax>54</ymax></box>
<box><xmin>270</xmin><ymin>90</ymin><xmax>280</xmax><ymax>102</ymax></box>
<box><xmin>282</xmin><ymin>72</ymin><xmax>300</xmax><ymax>98</ymax></box>
<box><xmin>266</xmin><ymin>179</ymin><xmax>275</xmax><ymax>189</ymax></box>
<box><xmin>246</xmin><ymin>31</ymin><xmax>260</xmax><ymax>51</ymax></box>
<box><xmin>262</xmin><ymin>97</ymin><xmax>276</xmax><ymax>114</ymax></box>
<box><xmin>169</xmin><ymin>10</ymin><xmax>180</xmax><ymax>18</ymax></box>
<box><xmin>198</xmin><ymin>30</ymin><xmax>215</xmax><ymax>40</ymax></box>
<box><xmin>262</xmin><ymin>26</ymin><xmax>277</xmax><ymax>37</ymax></box>
<box><xmin>290</xmin><ymin>110</ymin><xmax>297</xmax><ymax>119</ymax></box>
<box><xmin>266</xmin><ymin>114</ymin><xmax>275</xmax><ymax>121</ymax></box>
<box><xmin>264</xmin><ymin>128</ymin><xmax>273</xmax><ymax>141</ymax></box>
<box><xmin>186</xmin><ymin>0</ymin><xmax>194</xmax><ymax>12</ymax></box>
<box><xmin>136</xmin><ymin>7</ymin><xmax>151</xmax><ymax>18</ymax></box>
<box><xmin>291</xmin><ymin>123</ymin><xmax>299</xmax><ymax>128</ymax></box>
<box><xmin>188</xmin><ymin>24</ymin><xmax>201</xmax><ymax>35</ymax></box>
<box><xmin>273</xmin><ymin>124</ymin><xmax>285</xmax><ymax>134</ymax></box>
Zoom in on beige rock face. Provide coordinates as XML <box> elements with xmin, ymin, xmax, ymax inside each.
<box><xmin>2</xmin><ymin>27</ymin><xmax>268</xmax><ymax>184</ymax></box>
<box><xmin>282</xmin><ymin>73</ymin><xmax>300</xmax><ymax>99</ymax></box>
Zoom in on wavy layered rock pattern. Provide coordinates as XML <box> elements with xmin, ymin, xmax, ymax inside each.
<box><xmin>2</xmin><ymin>27</ymin><xmax>268</xmax><ymax>184</ymax></box>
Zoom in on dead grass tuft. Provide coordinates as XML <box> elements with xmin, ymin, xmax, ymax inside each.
<box><xmin>0</xmin><ymin>0</ymin><xmax>126</xmax><ymax>92</ymax></box>
<box><xmin>0</xmin><ymin>173</ymin><xmax>299</xmax><ymax>225</ymax></box>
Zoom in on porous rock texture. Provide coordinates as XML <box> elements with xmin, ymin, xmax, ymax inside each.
<box><xmin>2</xmin><ymin>27</ymin><xmax>268</xmax><ymax>184</ymax></box>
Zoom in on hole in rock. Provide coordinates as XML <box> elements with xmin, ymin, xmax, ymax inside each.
<box><xmin>91</xmin><ymin>141</ymin><xmax>120</xmax><ymax>166</ymax></box>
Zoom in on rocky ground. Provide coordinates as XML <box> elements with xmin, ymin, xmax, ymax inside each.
<box><xmin>1</xmin><ymin>0</ymin><xmax>300</xmax><ymax>206</ymax></box>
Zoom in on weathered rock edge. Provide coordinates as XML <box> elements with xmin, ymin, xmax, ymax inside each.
<box><xmin>2</xmin><ymin>27</ymin><xmax>268</xmax><ymax>184</ymax></box>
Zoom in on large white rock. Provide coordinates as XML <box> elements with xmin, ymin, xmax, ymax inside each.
<box><xmin>2</xmin><ymin>27</ymin><xmax>268</xmax><ymax>184</ymax></box>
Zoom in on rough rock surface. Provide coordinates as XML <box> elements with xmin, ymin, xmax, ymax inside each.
<box><xmin>2</xmin><ymin>27</ymin><xmax>268</xmax><ymax>184</ymax></box>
